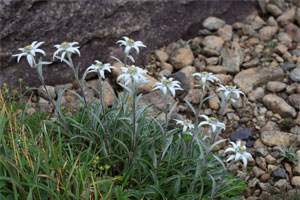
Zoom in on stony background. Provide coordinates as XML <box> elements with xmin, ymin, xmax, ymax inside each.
<box><xmin>2</xmin><ymin>0</ymin><xmax>300</xmax><ymax>199</ymax></box>
<box><xmin>0</xmin><ymin>0</ymin><xmax>256</xmax><ymax>88</ymax></box>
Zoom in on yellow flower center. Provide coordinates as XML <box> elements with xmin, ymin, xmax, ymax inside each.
<box><xmin>99</xmin><ymin>166</ymin><xmax>104</xmax><ymax>170</ymax></box>
<box><xmin>128</xmin><ymin>39</ymin><xmax>135</xmax><ymax>44</ymax></box>
<box><xmin>229</xmin><ymin>86</ymin><xmax>234</xmax><ymax>89</ymax></box>
<box><xmin>24</xmin><ymin>45</ymin><xmax>31</xmax><ymax>51</ymax></box>
<box><xmin>61</xmin><ymin>42</ymin><xmax>69</xmax><ymax>47</ymax></box>
<box><xmin>239</xmin><ymin>146</ymin><xmax>245</xmax><ymax>151</ymax></box>
<box><xmin>164</xmin><ymin>79</ymin><xmax>171</xmax><ymax>84</ymax></box>
<box><xmin>129</xmin><ymin>67</ymin><xmax>136</xmax><ymax>73</ymax></box>
<box><xmin>96</xmin><ymin>62</ymin><xmax>103</xmax><ymax>67</ymax></box>
<box><xmin>202</xmin><ymin>71</ymin><xmax>208</xmax><ymax>75</ymax></box>
<box><xmin>2</xmin><ymin>83</ymin><xmax>7</xmax><ymax>87</ymax></box>
<box><xmin>184</xmin><ymin>119</ymin><xmax>192</xmax><ymax>124</ymax></box>
<box><xmin>104</xmin><ymin>164</ymin><xmax>110</xmax><ymax>170</ymax></box>
<box><xmin>210</xmin><ymin>117</ymin><xmax>217</xmax><ymax>121</ymax></box>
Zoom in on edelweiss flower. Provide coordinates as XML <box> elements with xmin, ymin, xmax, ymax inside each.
<box><xmin>117</xmin><ymin>36</ymin><xmax>146</xmax><ymax>54</ymax></box>
<box><xmin>193</xmin><ymin>72</ymin><xmax>220</xmax><ymax>86</ymax></box>
<box><xmin>217</xmin><ymin>84</ymin><xmax>244</xmax><ymax>102</ymax></box>
<box><xmin>12</xmin><ymin>41</ymin><xmax>46</xmax><ymax>67</ymax></box>
<box><xmin>199</xmin><ymin>115</ymin><xmax>225</xmax><ymax>132</ymax></box>
<box><xmin>175</xmin><ymin>119</ymin><xmax>194</xmax><ymax>134</ymax></box>
<box><xmin>152</xmin><ymin>77</ymin><xmax>183</xmax><ymax>97</ymax></box>
<box><xmin>86</xmin><ymin>60</ymin><xmax>115</xmax><ymax>79</ymax></box>
<box><xmin>53</xmin><ymin>41</ymin><xmax>80</xmax><ymax>61</ymax></box>
<box><xmin>225</xmin><ymin>141</ymin><xmax>252</xmax><ymax>168</ymax></box>
<box><xmin>117</xmin><ymin>65</ymin><xmax>149</xmax><ymax>86</ymax></box>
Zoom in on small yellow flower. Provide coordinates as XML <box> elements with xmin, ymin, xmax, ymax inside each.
<box><xmin>2</xmin><ymin>83</ymin><xmax>7</xmax><ymax>87</ymax></box>
<box><xmin>4</xmin><ymin>88</ymin><xmax>9</xmax><ymax>93</ymax></box>
<box><xmin>12</xmin><ymin>89</ymin><xmax>18</xmax><ymax>94</ymax></box>
<box><xmin>79</xmin><ymin>104</ymin><xmax>84</xmax><ymax>109</ymax></box>
<box><xmin>61</xmin><ymin>106</ymin><xmax>65</xmax><ymax>111</ymax></box>
<box><xmin>18</xmin><ymin>78</ymin><xmax>23</xmax><ymax>83</ymax></box>
<box><xmin>24</xmin><ymin>45</ymin><xmax>31</xmax><ymax>51</ymax></box>
<box><xmin>210</xmin><ymin>117</ymin><xmax>217</xmax><ymax>121</ymax></box>
<box><xmin>104</xmin><ymin>164</ymin><xmax>110</xmax><ymax>170</ymax></box>
<box><xmin>61</xmin><ymin>41</ymin><xmax>69</xmax><ymax>47</ymax></box>
<box><xmin>25</xmin><ymin>86</ymin><xmax>30</xmax><ymax>91</ymax></box>
<box><xmin>99</xmin><ymin>166</ymin><xmax>104</xmax><ymax>171</ymax></box>
<box><xmin>96</xmin><ymin>156</ymin><xmax>100</xmax><ymax>160</ymax></box>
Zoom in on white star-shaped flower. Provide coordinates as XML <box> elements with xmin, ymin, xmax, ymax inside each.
<box><xmin>117</xmin><ymin>65</ymin><xmax>149</xmax><ymax>86</ymax></box>
<box><xmin>225</xmin><ymin>141</ymin><xmax>252</xmax><ymax>168</ymax></box>
<box><xmin>217</xmin><ymin>84</ymin><xmax>244</xmax><ymax>102</ymax></box>
<box><xmin>152</xmin><ymin>77</ymin><xmax>183</xmax><ymax>97</ymax></box>
<box><xmin>12</xmin><ymin>41</ymin><xmax>46</xmax><ymax>68</ymax></box>
<box><xmin>193</xmin><ymin>71</ymin><xmax>220</xmax><ymax>86</ymax></box>
<box><xmin>116</xmin><ymin>36</ymin><xmax>146</xmax><ymax>55</ymax></box>
<box><xmin>53</xmin><ymin>41</ymin><xmax>80</xmax><ymax>61</ymax></box>
<box><xmin>86</xmin><ymin>60</ymin><xmax>115</xmax><ymax>79</ymax></box>
<box><xmin>175</xmin><ymin>119</ymin><xmax>194</xmax><ymax>134</ymax></box>
<box><xmin>198</xmin><ymin>115</ymin><xmax>225</xmax><ymax>132</ymax></box>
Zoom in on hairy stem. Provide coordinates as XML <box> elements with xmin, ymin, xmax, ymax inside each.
<box><xmin>98</xmin><ymin>78</ymin><xmax>110</xmax><ymax>155</ymax></box>
<box><xmin>158</xmin><ymin>95</ymin><xmax>169</xmax><ymax>168</ymax></box>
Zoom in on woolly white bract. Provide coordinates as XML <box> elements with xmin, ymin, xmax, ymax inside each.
<box><xmin>193</xmin><ymin>72</ymin><xmax>220</xmax><ymax>87</ymax></box>
<box><xmin>117</xmin><ymin>65</ymin><xmax>149</xmax><ymax>87</ymax></box>
<box><xmin>225</xmin><ymin>141</ymin><xmax>252</xmax><ymax>168</ymax></box>
<box><xmin>199</xmin><ymin>115</ymin><xmax>225</xmax><ymax>132</ymax></box>
<box><xmin>217</xmin><ymin>84</ymin><xmax>244</xmax><ymax>102</ymax></box>
<box><xmin>117</xmin><ymin>36</ymin><xmax>146</xmax><ymax>55</ymax></box>
<box><xmin>86</xmin><ymin>60</ymin><xmax>115</xmax><ymax>79</ymax></box>
<box><xmin>12</xmin><ymin>41</ymin><xmax>46</xmax><ymax>68</ymax></box>
<box><xmin>152</xmin><ymin>77</ymin><xmax>182</xmax><ymax>97</ymax></box>
<box><xmin>175</xmin><ymin>119</ymin><xmax>194</xmax><ymax>135</ymax></box>
<box><xmin>53</xmin><ymin>42</ymin><xmax>80</xmax><ymax>61</ymax></box>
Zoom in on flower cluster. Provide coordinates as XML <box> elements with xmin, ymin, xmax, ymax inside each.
<box><xmin>53</xmin><ymin>41</ymin><xmax>80</xmax><ymax>61</ymax></box>
<box><xmin>152</xmin><ymin>77</ymin><xmax>182</xmax><ymax>97</ymax></box>
<box><xmin>217</xmin><ymin>84</ymin><xmax>244</xmax><ymax>102</ymax></box>
<box><xmin>225</xmin><ymin>141</ymin><xmax>252</xmax><ymax>168</ymax></box>
<box><xmin>12</xmin><ymin>41</ymin><xmax>46</xmax><ymax>67</ymax></box>
<box><xmin>86</xmin><ymin>60</ymin><xmax>115</xmax><ymax>79</ymax></box>
<box><xmin>175</xmin><ymin>119</ymin><xmax>194</xmax><ymax>135</ymax></box>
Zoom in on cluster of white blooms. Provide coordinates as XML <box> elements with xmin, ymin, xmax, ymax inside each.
<box><xmin>152</xmin><ymin>77</ymin><xmax>182</xmax><ymax>97</ymax></box>
<box><xmin>225</xmin><ymin>141</ymin><xmax>252</xmax><ymax>168</ymax></box>
<box><xmin>13</xmin><ymin>41</ymin><xmax>46</xmax><ymax>67</ymax></box>
<box><xmin>86</xmin><ymin>60</ymin><xmax>115</xmax><ymax>80</ymax></box>
<box><xmin>13</xmin><ymin>37</ymin><xmax>251</xmax><ymax>169</ymax></box>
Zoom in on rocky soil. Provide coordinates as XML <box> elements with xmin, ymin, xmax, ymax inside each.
<box><xmin>23</xmin><ymin>0</ymin><xmax>300</xmax><ymax>199</ymax></box>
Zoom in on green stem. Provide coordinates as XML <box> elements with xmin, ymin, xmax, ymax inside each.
<box><xmin>158</xmin><ymin>95</ymin><xmax>169</xmax><ymax>168</ymax></box>
<box><xmin>98</xmin><ymin>77</ymin><xmax>110</xmax><ymax>155</ymax></box>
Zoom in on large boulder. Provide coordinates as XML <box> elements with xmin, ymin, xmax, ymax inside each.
<box><xmin>0</xmin><ymin>0</ymin><xmax>256</xmax><ymax>89</ymax></box>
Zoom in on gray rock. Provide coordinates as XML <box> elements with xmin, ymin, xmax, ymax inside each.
<box><xmin>261</xmin><ymin>130</ymin><xmax>293</xmax><ymax>147</ymax></box>
<box><xmin>230</xmin><ymin>128</ymin><xmax>253</xmax><ymax>141</ymax></box>
<box><xmin>233</xmin><ymin>67</ymin><xmax>284</xmax><ymax>94</ymax></box>
<box><xmin>284</xmin><ymin>23</ymin><xmax>300</xmax><ymax>43</ymax></box>
<box><xmin>269</xmin><ymin>0</ymin><xmax>285</xmax><ymax>11</ymax></box>
<box><xmin>259</xmin><ymin>26</ymin><xmax>278</xmax><ymax>41</ymax></box>
<box><xmin>263</xmin><ymin>94</ymin><xmax>296</xmax><ymax>118</ymax></box>
<box><xmin>281</xmin><ymin>62</ymin><xmax>296</xmax><ymax>71</ymax></box>
<box><xmin>277</xmin><ymin>8</ymin><xmax>295</xmax><ymax>26</ymax></box>
<box><xmin>288</xmin><ymin>94</ymin><xmax>300</xmax><ymax>110</ymax></box>
<box><xmin>290</xmin><ymin>67</ymin><xmax>300</xmax><ymax>83</ymax></box>
<box><xmin>266</xmin><ymin>81</ymin><xmax>287</xmax><ymax>92</ymax></box>
<box><xmin>296</xmin><ymin>8</ymin><xmax>300</xmax><ymax>26</ymax></box>
<box><xmin>202</xmin><ymin>16</ymin><xmax>225</xmax><ymax>31</ymax></box>
<box><xmin>253</xmin><ymin>166</ymin><xmax>265</xmax><ymax>178</ymax></box>
<box><xmin>169</xmin><ymin>46</ymin><xmax>194</xmax><ymax>70</ymax></box>
<box><xmin>272</xmin><ymin>168</ymin><xmax>287</xmax><ymax>179</ymax></box>
<box><xmin>277</xmin><ymin>32</ymin><xmax>292</xmax><ymax>45</ymax></box>
<box><xmin>221</xmin><ymin>42</ymin><xmax>244</xmax><ymax>74</ymax></box>
<box><xmin>266</xmin><ymin>3</ymin><xmax>282</xmax><ymax>17</ymax></box>
<box><xmin>242</xmin><ymin>57</ymin><xmax>259</xmax><ymax>68</ymax></box>
<box><xmin>0</xmin><ymin>0</ymin><xmax>257</xmax><ymax>89</ymax></box>
<box><xmin>155</xmin><ymin>50</ymin><xmax>169</xmax><ymax>62</ymax></box>
<box><xmin>292</xmin><ymin>49</ymin><xmax>300</xmax><ymax>56</ymax></box>
<box><xmin>274</xmin><ymin>179</ymin><xmax>289</xmax><ymax>190</ymax></box>
<box><xmin>217</xmin><ymin>24</ymin><xmax>233</xmax><ymax>41</ymax></box>
<box><xmin>248</xmin><ymin>87</ymin><xmax>265</xmax><ymax>102</ymax></box>
<box><xmin>203</xmin><ymin>36</ymin><xmax>224</xmax><ymax>52</ymax></box>
<box><xmin>291</xmin><ymin>176</ymin><xmax>300</xmax><ymax>187</ymax></box>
